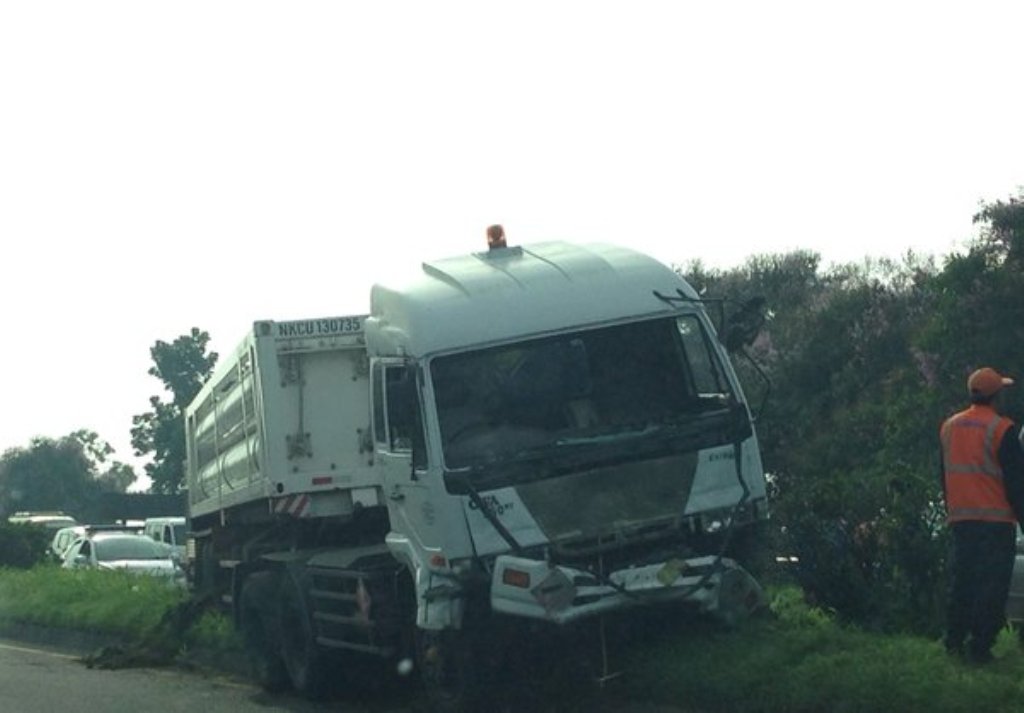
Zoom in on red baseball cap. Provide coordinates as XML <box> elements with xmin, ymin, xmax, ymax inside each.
<box><xmin>968</xmin><ymin>367</ymin><xmax>1014</xmax><ymax>398</ymax></box>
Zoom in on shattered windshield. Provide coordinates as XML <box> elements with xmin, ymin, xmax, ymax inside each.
<box><xmin>431</xmin><ymin>315</ymin><xmax>734</xmax><ymax>470</ymax></box>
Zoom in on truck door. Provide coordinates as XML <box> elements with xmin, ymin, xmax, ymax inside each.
<box><xmin>372</xmin><ymin>361</ymin><xmax>442</xmax><ymax>552</ymax></box>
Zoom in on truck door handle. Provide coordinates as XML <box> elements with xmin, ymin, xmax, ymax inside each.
<box><xmin>389</xmin><ymin>490</ymin><xmax>405</xmax><ymax>502</ymax></box>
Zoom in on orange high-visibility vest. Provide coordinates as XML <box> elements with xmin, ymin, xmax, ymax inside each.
<box><xmin>941</xmin><ymin>404</ymin><xmax>1016</xmax><ymax>523</ymax></box>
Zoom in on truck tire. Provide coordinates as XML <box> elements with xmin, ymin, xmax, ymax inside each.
<box><xmin>415</xmin><ymin>628</ymin><xmax>483</xmax><ymax>713</ymax></box>
<box><xmin>279</xmin><ymin>574</ymin><xmax>330</xmax><ymax>699</ymax></box>
<box><xmin>239</xmin><ymin>572</ymin><xmax>289</xmax><ymax>693</ymax></box>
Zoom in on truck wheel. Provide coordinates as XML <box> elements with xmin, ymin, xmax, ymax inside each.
<box><xmin>279</xmin><ymin>575</ymin><xmax>330</xmax><ymax>699</ymax></box>
<box><xmin>239</xmin><ymin>572</ymin><xmax>289</xmax><ymax>693</ymax></box>
<box><xmin>415</xmin><ymin>628</ymin><xmax>482</xmax><ymax>713</ymax></box>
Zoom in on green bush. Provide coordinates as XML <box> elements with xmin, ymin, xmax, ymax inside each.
<box><xmin>0</xmin><ymin>523</ymin><xmax>52</xmax><ymax>568</ymax></box>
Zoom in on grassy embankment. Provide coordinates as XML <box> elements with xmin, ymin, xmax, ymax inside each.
<box><xmin>620</xmin><ymin>587</ymin><xmax>1024</xmax><ymax>713</ymax></box>
<box><xmin>5</xmin><ymin>567</ymin><xmax>1024</xmax><ymax>712</ymax></box>
<box><xmin>0</xmin><ymin>565</ymin><xmax>238</xmax><ymax>655</ymax></box>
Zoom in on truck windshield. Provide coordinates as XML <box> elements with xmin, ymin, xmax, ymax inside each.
<box><xmin>430</xmin><ymin>315</ymin><xmax>735</xmax><ymax>470</ymax></box>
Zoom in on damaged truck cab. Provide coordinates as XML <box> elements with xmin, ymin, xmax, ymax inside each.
<box><xmin>370</xmin><ymin>241</ymin><xmax>767</xmax><ymax>634</ymax></box>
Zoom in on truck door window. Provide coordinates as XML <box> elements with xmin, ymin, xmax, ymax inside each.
<box><xmin>373</xmin><ymin>363</ymin><xmax>427</xmax><ymax>466</ymax></box>
<box><xmin>676</xmin><ymin>315</ymin><xmax>729</xmax><ymax>400</ymax></box>
<box><xmin>372</xmin><ymin>363</ymin><xmax>387</xmax><ymax>447</ymax></box>
<box><xmin>385</xmin><ymin>367</ymin><xmax>416</xmax><ymax>451</ymax></box>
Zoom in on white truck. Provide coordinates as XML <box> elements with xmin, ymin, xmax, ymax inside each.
<box><xmin>184</xmin><ymin>236</ymin><xmax>770</xmax><ymax>709</ymax></box>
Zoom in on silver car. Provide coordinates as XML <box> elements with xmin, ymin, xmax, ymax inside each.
<box><xmin>62</xmin><ymin>532</ymin><xmax>185</xmax><ymax>585</ymax></box>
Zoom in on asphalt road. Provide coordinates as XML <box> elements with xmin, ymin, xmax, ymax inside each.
<box><xmin>0</xmin><ymin>638</ymin><xmax>384</xmax><ymax>713</ymax></box>
<box><xmin>0</xmin><ymin>636</ymin><xmax>689</xmax><ymax>713</ymax></box>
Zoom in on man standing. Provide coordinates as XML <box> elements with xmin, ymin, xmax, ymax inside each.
<box><xmin>941</xmin><ymin>367</ymin><xmax>1024</xmax><ymax>663</ymax></box>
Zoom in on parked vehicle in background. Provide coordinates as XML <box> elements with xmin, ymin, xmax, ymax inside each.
<box><xmin>8</xmin><ymin>511</ymin><xmax>79</xmax><ymax>530</ymax></box>
<box><xmin>143</xmin><ymin>517</ymin><xmax>186</xmax><ymax>560</ymax></box>
<box><xmin>49</xmin><ymin>526</ymin><xmax>87</xmax><ymax>562</ymax></box>
<box><xmin>62</xmin><ymin>531</ymin><xmax>185</xmax><ymax>586</ymax></box>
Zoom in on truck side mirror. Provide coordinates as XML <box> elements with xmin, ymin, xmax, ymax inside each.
<box><xmin>723</xmin><ymin>297</ymin><xmax>766</xmax><ymax>353</ymax></box>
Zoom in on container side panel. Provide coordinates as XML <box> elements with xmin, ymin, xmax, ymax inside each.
<box><xmin>261</xmin><ymin>347</ymin><xmax>374</xmax><ymax>496</ymax></box>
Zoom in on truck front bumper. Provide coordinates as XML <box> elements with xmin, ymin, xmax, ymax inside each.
<box><xmin>489</xmin><ymin>554</ymin><xmax>765</xmax><ymax>625</ymax></box>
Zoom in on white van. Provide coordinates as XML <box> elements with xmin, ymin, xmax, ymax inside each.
<box><xmin>142</xmin><ymin>517</ymin><xmax>186</xmax><ymax>559</ymax></box>
<box><xmin>8</xmin><ymin>511</ymin><xmax>79</xmax><ymax>530</ymax></box>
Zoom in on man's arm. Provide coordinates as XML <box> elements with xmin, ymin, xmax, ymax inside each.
<box><xmin>999</xmin><ymin>422</ymin><xmax>1024</xmax><ymax>526</ymax></box>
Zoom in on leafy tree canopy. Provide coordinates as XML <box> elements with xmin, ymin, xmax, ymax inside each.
<box><xmin>677</xmin><ymin>190</ymin><xmax>1024</xmax><ymax>634</ymax></box>
<box><xmin>0</xmin><ymin>430</ymin><xmax>137</xmax><ymax>520</ymax></box>
<box><xmin>131</xmin><ymin>328</ymin><xmax>217</xmax><ymax>494</ymax></box>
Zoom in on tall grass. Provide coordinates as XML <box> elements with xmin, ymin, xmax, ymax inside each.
<box><xmin>0</xmin><ymin>565</ymin><xmax>186</xmax><ymax>635</ymax></box>
<box><xmin>8</xmin><ymin>568</ymin><xmax>1024</xmax><ymax>712</ymax></box>
<box><xmin>620</xmin><ymin>587</ymin><xmax>1024</xmax><ymax>713</ymax></box>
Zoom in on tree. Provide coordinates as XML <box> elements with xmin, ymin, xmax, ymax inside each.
<box><xmin>916</xmin><ymin>190</ymin><xmax>1024</xmax><ymax>422</ymax></box>
<box><xmin>685</xmin><ymin>250</ymin><xmax>948</xmax><ymax>632</ymax></box>
<box><xmin>973</xmin><ymin>191</ymin><xmax>1024</xmax><ymax>267</ymax></box>
<box><xmin>131</xmin><ymin>328</ymin><xmax>218</xmax><ymax>494</ymax></box>
<box><xmin>674</xmin><ymin>194</ymin><xmax>1024</xmax><ymax>635</ymax></box>
<box><xmin>71</xmin><ymin>428</ymin><xmax>139</xmax><ymax>494</ymax></box>
<box><xmin>0</xmin><ymin>430</ymin><xmax>137</xmax><ymax>519</ymax></box>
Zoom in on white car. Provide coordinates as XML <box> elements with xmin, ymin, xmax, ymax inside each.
<box><xmin>8</xmin><ymin>511</ymin><xmax>79</xmax><ymax>530</ymax></box>
<box><xmin>142</xmin><ymin>517</ymin><xmax>186</xmax><ymax>561</ymax></box>
<box><xmin>62</xmin><ymin>532</ymin><xmax>185</xmax><ymax>585</ymax></box>
<box><xmin>49</xmin><ymin>526</ymin><xmax>87</xmax><ymax>562</ymax></box>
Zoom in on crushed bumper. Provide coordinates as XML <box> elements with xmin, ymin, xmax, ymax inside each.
<box><xmin>489</xmin><ymin>554</ymin><xmax>765</xmax><ymax>625</ymax></box>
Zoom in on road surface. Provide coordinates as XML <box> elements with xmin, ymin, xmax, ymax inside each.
<box><xmin>0</xmin><ymin>636</ymin><xmax>689</xmax><ymax>713</ymax></box>
<box><xmin>0</xmin><ymin>638</ymin><xmax>382</xmax><ymax>713</ymax></box>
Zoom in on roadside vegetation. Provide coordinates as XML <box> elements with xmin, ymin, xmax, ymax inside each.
<box><xmin>6</xmin><ymin>562</ymin><xmax>1024</xmax><ymax>712</ymax></box>
<box><xmin>0</xmin><ymin>565</ymin><xmax>239</xmax><ymax>657</ymax></box>
<box><xmin>681</xmin><ymin>191</ymin><xmax>1024</xmax><ymax>638</ymax></box>
<box><xmin>619</xmin><ymin>587</ymin><xmax>1024</xmax><ymax>713</ymax></box>
<box><xmin>0</xmin><ymin>523</ymin><xmax>51</xmax><ymax>568</ymax></box>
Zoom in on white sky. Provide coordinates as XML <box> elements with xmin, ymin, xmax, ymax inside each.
<box><xmin>2</xmin><ymin>1</ymin><xmax>1022</xmax><ymax>489</ymax></box>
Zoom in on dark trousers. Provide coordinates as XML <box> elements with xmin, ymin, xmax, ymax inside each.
<box><xmin>946</xmin><ymin>520</ymin><xmax>1016</xmax><ymax>656</ymax></box>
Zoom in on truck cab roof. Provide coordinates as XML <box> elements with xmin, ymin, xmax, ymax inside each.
<box><xmin>368</xmin><ymin>241</ymin><xmax>699</xmax><ymax>357</ymax></box>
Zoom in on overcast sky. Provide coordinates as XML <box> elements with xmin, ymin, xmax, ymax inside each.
<box><xmin>2</xmin><ymin>1</ymin><xmax>1022</xmax><ymax>489</ymax></box>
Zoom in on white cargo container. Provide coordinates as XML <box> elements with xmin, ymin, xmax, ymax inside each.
<box><xmin>187</xmin><ymin>316</ymin><xmax>377</xmax><ymax>522</ymax></box>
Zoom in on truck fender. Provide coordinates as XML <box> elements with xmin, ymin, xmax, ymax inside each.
<box><xmin>385</xmin><ymin>532</ymin><xmax>464</xmax><ymax>631</ymax></box>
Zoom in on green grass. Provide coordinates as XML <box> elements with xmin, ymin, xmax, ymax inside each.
<box><xmin>0</xmin><ymin>565</ymin><xmax>239</xmax><ymax>655</ymax></box>
<box><xmin>8</xmin><ymin>568</ymin><xmax>1024</xmax><ymax>712</ymax></box>
<box><xmin>183</xmin><ymin>609</ymin><xmax>242</xmax><ymax>652</ymax></box>
<box><xmin>0</xmin><ymin>565</ymin><xmax>186</xmax><ymax>635</ymax></box>
<box><xmin>620</xmin><ymin>587</ymin><xmax>1024</xmax><ymax>713</ymax></box>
